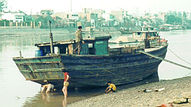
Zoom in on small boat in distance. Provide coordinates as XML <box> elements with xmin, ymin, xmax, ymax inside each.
<box><xmin>119</xmin><ymin>27</ymin><xmax>133</xmax><ymax>34</ymax></box>
<box><xmin>13</xmin><ymin>29</ymin><xmax>168</xmax><ymax>89</ymax></box>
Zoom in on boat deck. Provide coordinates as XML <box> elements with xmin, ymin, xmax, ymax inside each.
<box><xmin>144</xmin><ymin>46</ymin><xmax>164</xmax><ymax>52</ymax></box>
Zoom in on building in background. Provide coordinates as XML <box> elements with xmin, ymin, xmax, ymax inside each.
<box><xmin>1</xmin><ymin>10</ymin><xmax>26</xmax><ymax>22</ymax></box>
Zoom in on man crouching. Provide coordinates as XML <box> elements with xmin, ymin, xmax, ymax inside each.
<box><xmin>105</xmin><ymin>81</ymin><xmax>116</xmax><ymax>93</ymax></box>
<box><xmin>41</xmin><ymin>80</ymin><xmax>56</xmax><ymax>93</ymax></box>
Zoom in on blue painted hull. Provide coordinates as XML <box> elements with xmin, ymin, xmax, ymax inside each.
<box><xmin>13</xmin><ymin>45</ymin><xmax>167</xmax><ymax>89</ymax></box>
<box><xmin>62</xmin><ymin>46</ymin><xmax>167</xmax><ymax>88</ymax></box>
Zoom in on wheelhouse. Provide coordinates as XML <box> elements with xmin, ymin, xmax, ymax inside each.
<box><xmin>35</xmin><ymin>36</ymin><xmax>111</xmax><ymax>56</ymax></box>
<box><xmin>132</xmin><ymin>31</ymin><xmax>159</xmax><ymax>41</ymax></box>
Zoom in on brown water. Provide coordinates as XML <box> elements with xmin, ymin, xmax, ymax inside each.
<box><xmin>22</xmin><ymin>89</ymin><xmax>104</xmax><ymax>107</ymax></box>
<box><xmin>0</xmin><ymin>28</ymin><xmax>191</xmax><ymax>107</ymax></box>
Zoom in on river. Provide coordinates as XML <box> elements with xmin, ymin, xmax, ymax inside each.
<box><xmin>0</xmin><ymin>28</ymin><xmax>191</xmax><ymax>107</ymax></box>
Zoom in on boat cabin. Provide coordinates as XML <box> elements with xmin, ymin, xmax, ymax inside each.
<box><xmin>132</xmin><ymin>31</ymin><xmax>159</xmax><ymax>41</ymax></box>
<box><xmin>35</xmin><ymin>36</ymin><xmax>111</xmax><ymax>56</ymax></box>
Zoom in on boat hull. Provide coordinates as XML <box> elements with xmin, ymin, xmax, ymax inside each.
<box><xmin>13</xmin><ymin>45</ymin><xmax>167</xmax><ymax>89</ymax></box>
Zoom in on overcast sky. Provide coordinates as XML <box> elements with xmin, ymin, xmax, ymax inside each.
<box><xmin>7</xmin><ymin>0</ymin><xmax>191</xmax><ymax>14</ymax></box>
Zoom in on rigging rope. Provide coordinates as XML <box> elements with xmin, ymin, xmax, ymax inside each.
<box><xmin>138</xmin><ymin>50</ymin><xmax>191</xmax><ymax>70</ymax></box>
<box><xmin>168</xmin><ymin>48</ymin><xmax>191</xmax><ymax>65</ymax></box>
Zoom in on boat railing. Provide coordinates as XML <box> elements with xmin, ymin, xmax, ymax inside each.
<box><xmin>109</xmin><ymin>39</ymin><xmax>167</xmax><ymax>55</ymax></box>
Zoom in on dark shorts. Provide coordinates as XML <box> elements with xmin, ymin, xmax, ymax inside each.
<box><xmin>110</xmin><ymin>88</ymin><xmax>116</xmax><ymax>92</ymax></box>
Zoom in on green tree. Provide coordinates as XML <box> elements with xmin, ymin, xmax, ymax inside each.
<box><xmin>165</xmin><ymin>15</ymin><xmax>182</xmax><ymax>25</ymax></box>
<box><xmin>183</xmin><ymin>12</ymin><xmax>187</xmax><ymax>19</ymax></box>
<box><xmin>186</xmin><ymin>20</ymin><xmax>191</xmax><ymax>29</ymax></box>
<box><xmin>35</xmin><ymin>15</ymin><xmax>54</xmax><ymax>28</ymax></box>
<box><xmin>0</xmin><ymin>0</ymin><xmax>6</xmax><ymax>12</ymax></box>
<box><xmin>155</xmin><ymin>18</ymin><xmax>164</xmax><ymax>27</ymax></box>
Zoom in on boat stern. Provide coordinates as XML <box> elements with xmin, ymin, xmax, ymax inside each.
<box><xmin>12</xmin><ymin>55</ymin><xmax>65</xmax><ymax>86</ymax></box>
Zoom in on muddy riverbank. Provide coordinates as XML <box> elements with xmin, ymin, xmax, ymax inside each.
<box><xmin>69</xmin><ymin>76</ymin><xmax>191</xmax><ymax>107</ymax></box>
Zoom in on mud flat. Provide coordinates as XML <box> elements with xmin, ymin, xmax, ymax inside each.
<box><xmin>68</xmin><ymin>76</ymin><xmax>191</xmax><ymax>107</ymax></box>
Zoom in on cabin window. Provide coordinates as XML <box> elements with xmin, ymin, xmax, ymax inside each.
<box><xmin>88</xmin><ymin>43</ymin><xmax>93</xmax><ymax>48</ymax></box>
<box><xmin>152</xmin><ymin>32</ymin><xmax>155</xmax><ymax>36</ymax></box>
<box><xmin>146</xmin><ymin>32</ymin><xmax>149</xmax><ymax>38</ymax></box>
<box><xmin>87</xmin><ymin>43</ymin><xmax>95</xmax><ymax>55</ymax></box>
<box><xmin>58</xmin><ymin>45</ymin><xmax>67</xmax><ymax>54</ymax></box>
<box><xmin>40</xmin><ymin>46</ymin><xmax>50</xmax><ymax>56</ymax></box>
<box><xmin>154</xmin><ymin>32</ymin><xmax>158</xmax><ymax>36</ymax></box>
<box><xmin>54</xmin><ymin>46</ymin><xmax>60</xmax><ymax>54</ymax></box>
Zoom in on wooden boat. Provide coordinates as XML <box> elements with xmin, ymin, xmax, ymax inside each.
<box><xmin>13</xmin><ymin>30</ymin><xmax>168</xmax><ymax>89</ymax></box>
<box><xmin>119</xmin><ymin>27</ymin><xmax>133</xmax><ymax>34</ymax></box>
<box><xmin>120</xmin><ymin>30</ymin><xmax>133</xmax><ymax>34</ymax></box>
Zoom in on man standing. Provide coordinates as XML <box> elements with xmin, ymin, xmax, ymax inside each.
<box><xmin>75</xmin><ymin>26</ymin><xmax>83</xmax><ymax>55</ymax></box>
<box><xmin>62</xmin><ymin>72</ymin><xmax>69</xmax><ymax>98</ymax></box>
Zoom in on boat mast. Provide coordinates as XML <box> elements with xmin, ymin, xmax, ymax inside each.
<box><xmin>49</xmin><ymin>20</ymin><xmax>54</xmax><ymax>55</ymax></box>
<box><xmin>70</xmin><ymin>0</ymin><xmax>72</xmax><ymax>12</ymax></box>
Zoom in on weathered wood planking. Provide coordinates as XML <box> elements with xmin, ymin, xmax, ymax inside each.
<box><xmin>13</xmin><ymin>45</ymin><xmax>167</xmax><ymax>88</ymax></box>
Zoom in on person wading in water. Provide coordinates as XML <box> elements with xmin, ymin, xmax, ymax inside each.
<box><xmin>62</xmin><ymin>72</ymin><xmax>70</xmax><ymax>98</ymax></box>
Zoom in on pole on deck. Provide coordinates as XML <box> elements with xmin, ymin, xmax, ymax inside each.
<box><xmin>49</xmin><ymin>20</ymin><xmax>54</xmax><ymax>55</ymax></box>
